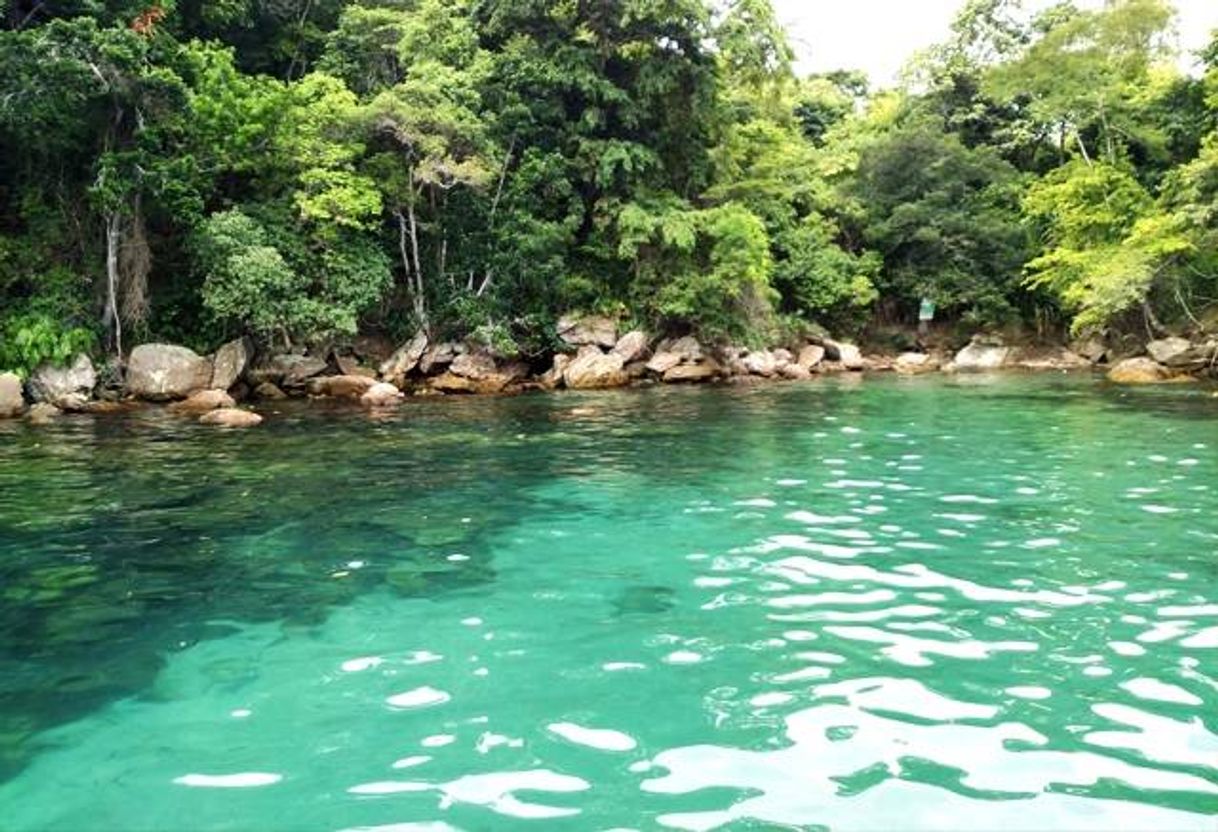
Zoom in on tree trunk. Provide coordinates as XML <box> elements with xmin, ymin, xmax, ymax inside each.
<box><xmin>104</xmin><ymin>210</ymin><xmax>123</xmax><ymax>359</ymax></box>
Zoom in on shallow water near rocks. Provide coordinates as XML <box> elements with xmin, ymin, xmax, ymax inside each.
<box><xmin>1</xmin><ymin>374</ymin><xmax>1217</xmax><ymax>830</ymax></box>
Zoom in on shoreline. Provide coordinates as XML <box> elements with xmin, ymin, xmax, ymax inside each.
<box><xmin>3</xmin><ymin>322</ymin><xmax>1215</xmax><ymax>426</ymax></box>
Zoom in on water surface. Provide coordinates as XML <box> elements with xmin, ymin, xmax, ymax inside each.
<box><xmin>1</xmin><ymin>374</ymin><xmax>1216</xmax><ymax>830</ymax></box>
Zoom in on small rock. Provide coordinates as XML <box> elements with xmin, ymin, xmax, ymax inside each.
<box><xmin>306</xmin><ymin>375</ymin><xmax>379</xmax><ymax>399</ymax></box>
<box><xmin>773</xmin><ymin>348</ymin><xmax>794</xmax><ymax>364</ymax></box>
<box><xmin>55</xmin><ymin>392</ymin><xmax>92</xmax><ymax>413</ymax></box>
<box><xmin>361</xmin><ymin>382</ymin><xmax>404</xmax><ymax>407</ymax></box>
<box><xmin>834</xmin><ymin>342</ymin><xmax>865</xmax><ymax>370</ymax></box>
<box><xmin>210</xmin><ymin>337</ymin><xmax>251</xmax><ymax>390</ymax></box>
<box><xmin>537</xmin><ymin>354</ymin><xmax>573</xmax><ymax>391</ymax></box>
<box><xmin>199</xmin><ymin>408</ymin><xmax>263</xmax><ymax>428</ymax></box>
<box><xmin>169</xmin><ymin>389</ymin><xmax>236</xmax><ymax>413</ymax></box>
<box><xmin>1071</xmin><ymin>335</ymin><xmax>1108</xmax><ymax>364</ymax></box>
<box><xmin>0</xmin><ymin>372</ymin><xmax>26</xmax><ymax>418</ymax></box>
<box><xmin>896</xmin><ymin>352</ymin><xmax>940</xmax><ymax>374</ymax></box>
<box><xmin>612</xmin><ymin>330</ymin><xmax>649</xmax><ymax>364</ymax></box>
<box><xmin>29</xmin><ymin>353</ymin><xmax>95</xmax><ymax>405</ymax></box>
<box><xmin>246</xmin><ymin>354</ymin><xmax>327</xmax><ymax>389</ymax></box>
<box><xmin>665</xmin><ymin>336</ymin><xmax>704</xmax><ymax>363</ymax></box>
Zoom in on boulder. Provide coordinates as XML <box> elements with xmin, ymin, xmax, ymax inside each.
<box><xmin>952</xmin><ymin>341</ymin><xmax>1013</xmax><ymax>371</ymax></box>
<box><xmin>1155</xmin><ymin>339</ymin><xmax>1218</xmax><ymax>371</ymax></box>
<box><xmin>564</xmin><ymin>347</ymin><xmax>628</xmax><ymax>390</ymax></box>
<box><xmin>896</xmin><ymin>352</ymin><xmax>939</xmax><ymax>375</ymax></box>
<box><xmin>1015</xmin><ymin>348</ymin><xmax>1089</xmax><ymax>370</ymax></box>
<box><xmin>664</xmin><ymin>336</ymin><xmax>704</xmax><ymax>363</ymax></box>
<box><xmin>612</xmin><ymin>330</ymin><xmax>649</xmax><ymax>364</ymax></box>
<box><xmin>646</xmin><ymin>351</ymin><xmax>683</xmax><ymax>375</ymax></box>
<box><xmin>379</xmin><ymin>331</ymin><xmax>429</xmax><ymax>384</ymax></box>
<box><xmin>361</xmin><ymin>382</ymin><xmax>405</xmax><ymax>407</ymax></box>
<box><xmin>558</xmin><ymin>315</ymin><xmax>618</xmax><ymax>349</ymax></box>
<box><xmin>27</xmin><ymin>402</ymin><xmax>60</xmax><ymax>424</ymax></box>
<box><xmin>1071</xmin><ymin>335</ymin><xmax>1108</xmax><ymax>364</ymax></box>
<box><xmin>306</xmin><ymin>375</ymin><xmax>379</xmax><ymax>399</ymax></box>
<box><xmin>0</xmin><ymin>372</ymin><xmax>25</xmax><ymax>418</ymax></box>
<box><xmin>431</xmin><ymin>355</ymin><xmax>526</xmax><ymax>394</ymax></box>
<box><xmin>54</xmin><ymin>392</ymin><xmax>91</xmax><ymax>413</ymax></box>
<box><xmin>210</xmin><ymin>337</ymin><xmax>251</xmax><ymax>391</ymax></box>
<box><xmin>1107</xmin><ymin>357</ymin><xmax>1175</xmax><ymax>385</ymax></box>
<box><xmin>743</xmin><ymin>350</ymin><xmax>779</xmax><ymax>377</ymax></box>
<box><xmin>773</xmin><ymin>348</ymin><xmax>794</xmax><ymax>364</ymax></box>
<box><xmin>663</xmin><ymin>361</ymin><xmax>720</xmax><ymax>384</ymax></box>
<box><xmin>538</xmin><ymin>354</ymin><xmax>573</xmax><ymax>391</ymax></box>
<box><xmin>1147</xmin><ymin>337</ymin><xmax>1193</xmax><ymax>366</ymax></box>
<box><xmin>246</xmin><ymin>354</ymin><xmax>327</xmax><ymax>389</ymax></box>
<box><xmin>779</xmin><ymin>363</ymin><xmax>813</xmax><ymax>381</ymax></box>
<box><xmin>797</xmin><ymin>345</ymin><xmax>826</xmax><ymax>370</ymax></box>
<box><xmin>418</xmin><ymin>342</ymin><xmax>461</xmax><ymax>375</ymax></box>
<box><xmin>28</xmin><ymin>353</ymin><xmax>95</xmax><ymax>405</ymax></box>
<box><xmin>625</xmin><ymin>360</ymin><xmax>650</xmax><ymax>380</ymax></box>
<box><xmin>169</xmin><ymin>389</ymin><xmax>236</xmax><ymax>414</ymax></box>
<box><xmin>125</xmin><ymin>344</ymin><xmax>212</xmax><ymax>401</ymax></box>
<box><xmin>199</xmin><ymin>408</ymin><xmax>263</xmax><ymax>428</ymax></box>
<box><xmin>450</xmin><ymin>351</ymin><xmax>498</xmax><ymax>380</ymax></box>
<box><xmin>253</xmin><ymin>382</ymin><xmax>287</xmax><ymax>400</ymax></box>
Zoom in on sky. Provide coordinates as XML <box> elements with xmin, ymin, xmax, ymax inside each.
<box><xmin>772</xmin><ymin>0</ymin><xmax>1218</xmax><ymax>86</ymax></box>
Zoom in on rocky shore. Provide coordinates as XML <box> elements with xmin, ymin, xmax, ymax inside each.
<box><xmin>2</xmin><ymin>315</ymin><xmax>1215</xmax><ymax>428</ymax></box>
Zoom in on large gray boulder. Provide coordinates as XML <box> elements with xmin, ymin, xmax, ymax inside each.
<box><xmin>210</xmin><ymin>337</ymin><xmax>251</xmax><ymax>391</ymax></box>
<box><xmin>0</xmin><ymin>372</ymin><xmax>25</xmax><ymax>418</ymax></box>
<box><xmin>126</xmin><ymin>344</ymin><xmax>213</xmax><ymax>401</ymax></box>
<box><xmin>1147</xmin><ymin>337</ymin><xmax>1193</xmax><ymax>366</ymax></box>
<box><xmin>564</xmin><ymin>347</ymin><xmax>627</xmax><ymax>390</ymax></box>
<box><xmin>379</xmin><ymin>331</ymin><xmax>429</xmax><ymax>384</ymax></box>
<box><xmin>558</xmin><ymin>315</ymin><xmax>618</xmax><ymax>349</ymax></box>
<box><xmin>743</xmin><ymin>350</ymin><xmax>779</xmax><ymax>377</ymax></box>
<box><xmin>28</xmin><ymin>353</ymin><xmax>95</xmax><ymax>405</ymax></box>
<box><xmin>952</xmin><ymin>340</ymin><xmax>1013</xmax><ymax>371</ymax></box>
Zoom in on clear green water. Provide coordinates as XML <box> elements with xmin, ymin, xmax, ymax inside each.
<box><xmin>1</xmin><ymin>374</ymin><xmax>1217</xmax><ymax>831</ymax></box>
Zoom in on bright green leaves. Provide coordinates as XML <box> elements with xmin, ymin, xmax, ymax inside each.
<box><xmin>196</xmin><ymin>208</ymin><xmax>390</xmax><ymax>345</ymax></box>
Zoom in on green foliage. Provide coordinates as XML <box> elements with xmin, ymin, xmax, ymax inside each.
<box><xmin>0</xmin><ymin>314</ymin><xmax>95</xmax><ymax>378</ymax></box>
<box><xmin>196</xmin><ymin>208</ymin><xmax>390</xmax><ymax>346</ymax></box>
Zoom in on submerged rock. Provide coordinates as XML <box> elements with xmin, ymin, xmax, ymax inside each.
<box><xmin>28</xmin><ymin>354</ymin><xmax>95</xmax><ymax>405</ymax></box>
<box><xmin>306</xmin><ymin>375</ymin><xmax>378</xmax><ymax>399</ymax></box>
<box><xmin>361</xmin><ymin>382</ymin><xmax>404</xmax><ymax>407</ymax></box>
<box><xmin>1107</xmin><ymin>357</ymin><xmax>1178</xmax><ymax>385</ymax></box>
<box><xmin>126</xmin><ymin>344</ymin><xmax>212</xmax><ymax>401</ymax></box>
<box><xmin>199</xmin><ymin>408</ymin><xmax>263</xmax><ymax>428</ymax></box>
<box><xmin>252</xmin><ymin>382</ymin><xmax>287</xmax><ymax>400</ymax></box>
<box><xmin>0</xmin><ymin>372</ymin><xmax>25</xmax><ymax>418</ymax></box>
<box><xmin>169</xmin><ymin>389</ymin><xmax>236</xmax><ymax>414</ymax></box>
<box><xmin>210</xmin><ymin>337</ymin><xmax>251</xmax><ymax>391</ymax></box>
<box><xmin>26</xmin><ymin>402</ymin><xmax>61</xmax><ymax>423</ymax></box>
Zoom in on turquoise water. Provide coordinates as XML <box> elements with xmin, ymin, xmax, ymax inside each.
<box><xmin>1</xmin><ymin>374</ymin><xmax>1217</xmax><ymax>830</ymax></box>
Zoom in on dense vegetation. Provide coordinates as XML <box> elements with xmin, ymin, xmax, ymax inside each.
<box><xmin>1</xmin><ymin>0</ymin><xmax>1216</xmax><ymax>375</ymax></box>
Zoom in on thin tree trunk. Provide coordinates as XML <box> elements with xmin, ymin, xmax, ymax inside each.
<box><xmin>104</xmin><ymin>210</ymin><xmax>123</xmax><ymax>358</ymax></box>
<box><xmin>406</xmin><ymin>188</ymin><xmax>427</xmax><ymax>332</ymax></box>
<box><xmin>1075</xmin><ymin>131</ymin><xmax>1092</xmax><ymax>167</ymax></box>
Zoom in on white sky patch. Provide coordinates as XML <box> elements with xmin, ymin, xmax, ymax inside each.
<box><xmin>772</xmin><ymin>0</ymin><xmax>1218</xmax><ymax>86</ymax></box>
